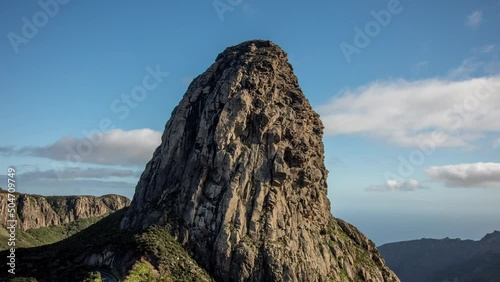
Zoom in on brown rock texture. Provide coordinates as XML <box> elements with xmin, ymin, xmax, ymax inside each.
<box><xmin>0</xmin><ymin>189</ymin><xmax>130</xmax><ymax>231</ymax></box>
<box><xmin>121</xmin><ymin>40</ymin><xmax>399</xmax><ymax>282</ymax></box>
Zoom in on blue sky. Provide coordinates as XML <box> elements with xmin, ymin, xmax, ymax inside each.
<box><xmin>1</xmin><ymin>0</ymin><xmax>500</xmax><ymax>244</ymax></box>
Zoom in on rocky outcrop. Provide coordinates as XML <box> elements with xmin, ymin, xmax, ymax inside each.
<box><xmin>0</xmin><ymin>188</ymin><xmax>130</xmax><ymax>231</ymax></box>
<box><xmin>121</xmin><ymin>40</ymin><xmax>399</xmax><ymax>282</ymax></box>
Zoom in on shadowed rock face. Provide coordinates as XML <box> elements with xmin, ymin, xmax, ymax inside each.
<box><xmin>121</xmin><ymin>40</ymin><xmax>399</xmax><ymax>282</ymax></box>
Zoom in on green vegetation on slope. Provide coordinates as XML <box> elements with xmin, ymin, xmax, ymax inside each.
<box><xmin>0</xmin><ymin>215</ymin><xmax>106</xmax><ymax>250</ymax></box>
<box><xmin>82</xmin><ymin>272</ymin><xmax>102</xmax><ymax>282</ymax></box>
<box><xmin>0</xmin><ymin>208</ymin><xmax>213</xmax><ymax>282</ymax></box>
<box><xmin>128</xmin><ymin>225</ymin><xmax>213</xmax><ymax>281</ymax></box>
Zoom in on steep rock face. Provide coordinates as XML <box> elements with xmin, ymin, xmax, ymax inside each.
<box><xmin>122</xmin><ymin>40</ymin><xmax>399</xmax><ymax>282</ymax></box>
<box><xmin>0</xmin><ymin>189</ymin><xmax>130</xmax><ymax>231</ymax></box>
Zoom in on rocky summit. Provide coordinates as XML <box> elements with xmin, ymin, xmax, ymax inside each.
<box><xmin>121</xmin><ymin>40</ymin><xmax>399</xmax><ymax>282</ymax></box>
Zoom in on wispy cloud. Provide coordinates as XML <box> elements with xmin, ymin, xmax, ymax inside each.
<box><xmin>427</xmin><ymin>162</ymin><xmax>500</xmax><ymax>188</ymax></box>
<box><xmin>466</xmin><ymin>10</ymin><xmax>483</xmax><ymax>28</ymax></box>
<box><xmin>412</xmin><ymin>60</ymin><xmax>429</xmax><ymax>74</ymax></box>
<box><xmin>317</xmin><ymin>76</ymin><xmax>500</xmax><ymax>149</ymax></box>
<box><xmin>0</xmin><ymin>174</ymin><xmax>135</xmax><ymax>198</ymax></box>
<box><xmin>366</xmin><ymin>179</ymin><xmax>424</xmax><ymax>192</ymax></box>
<box><xmin>0</xmin><ymin>128</ymin><xmax>161</xmax><ymax>166</ymax></box>
<box><xmin>21</xmin><ymin>167</ymin><xmax>138</xmax><ymax>180</ymax></box>
<box><xmin>477</xmin><ymin>44</ymin><xmax>496</xmax><ymax>54</ymax></box>
<box><xmin>448</xmin><ymin>58</ymin><xmax>500</xmax><ymax>79</ymax></box>
<box><xmin>449</xmin><ymin>44</ymin><xmax>500</xmax><ymax>79</ymax></box>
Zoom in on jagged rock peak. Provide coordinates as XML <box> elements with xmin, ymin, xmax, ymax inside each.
<box><xmin>121</xmin><ymin>40</ymin><xmax>399</xmax><ymax>282</ymax></box>
<box><xmin>215</xmin><ymin>39</ymin><xmax>284</xmax><ymax>60</ymax></box>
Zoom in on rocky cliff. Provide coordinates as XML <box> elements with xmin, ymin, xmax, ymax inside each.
<box><xmin>0</xmin><ymin>188</ymin><xmax>130</xmax><ymax>231</ymax></box>
<box><xmin>121</xmin><ymin>40</ymin><xmax>399</xmax><ymax>282</ymax></box>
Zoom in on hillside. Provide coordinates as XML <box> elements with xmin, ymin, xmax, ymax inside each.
<box><xmin>0</xmin><ymin>208</ymin><xmax>214</xmax><ymax>281</ymax></box>
<box><xmin>0</xmin><ymin>188</ymin><xmax>130</xmax><ymax>251</ymax></box>
<box><xmin>379</xmin><ymin>231</ymin><xmax>500</xmax><ymax>282</ymax></box>
<box><xmin>0</xmin><ymin>215</ymin><xmax>105</xmax><ymax>250</ymax></box>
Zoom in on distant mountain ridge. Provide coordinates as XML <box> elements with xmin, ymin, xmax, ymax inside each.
<box><xmin>0</xmin><ymin>188</ymin><xmax>130</xmax><ymax>251</ymax></box>
<box><xmin>379</xmin><ymin>231</ymin><xmax>500</xmax><ymax>282</ymax></box>
<box><xmin>0</xmin><ymin>188</ymin><xmax>130</xmax><ymax>231</ymax></box>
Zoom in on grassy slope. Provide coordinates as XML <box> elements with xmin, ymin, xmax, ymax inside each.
<box><xmin>0</xmin><ymin>215</ymin><xmax>105</xmax><ymax>250</ymax></box>
<box><xmin>0</xmin><ymin>208</ymin><xmax>213</xmax><ymax>282</ymax></box>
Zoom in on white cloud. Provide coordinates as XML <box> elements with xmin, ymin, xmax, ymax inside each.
<box><xmin>427</xmin><ymin>162</ymin><xmax>500</xmax><ymax>188</ymax></box>
<box><xmin>21</xmin><ymin>167</ymin><xmax>138</xmax><ymax>180</ymax></box>
<box><xmin>366</xmin><ymin>179</ymin><xmax>423</xmax><ymax>192</ymax></box>
<box><xmin>466</xmin><ymin>10</ymin><xmax>483</xmax><ymax>28</ymax></box>
<box><xmin>448</xmin><ymin>58</ymin><xmax>479</xmax><ymax>79</ymax></box>
<box><xmin>478</xmin><ymin>44</ymin><xmax>496</xmax><ymax>54</ymax></box>
<box><xmin>0</xmin><ymin>174</ymin><xmax>134</xmax><ymax>198</ymax></box>
<box><xmin>317</xmin><ymin>76</ymin><xmax>500</xmax><ymax>149</ymax></box>
<box><xmin>448</xmin><ymin>58</ymin><xmax>500</xmax><ymax>79</ymax></box>
<box><xmin>451</xmin><ymin>45</ymin><xmax>500</xmax><ymax>79</ymax></box>
<box><xmin>2</xmin><ymin>128</ymin><xmax>162</xmax><ymax>166</ymax></box>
